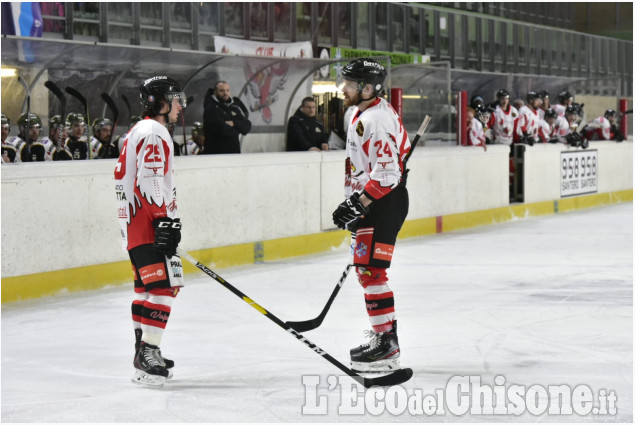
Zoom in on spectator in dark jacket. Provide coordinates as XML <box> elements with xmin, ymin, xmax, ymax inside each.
<box><xmin>202</xmin><ymin>81</ymin><xmax>251</xmax><ymax>154</ymax></box>
<box><xmin>286</xmin><ymin>97</ymin><xmax>329</xmax><ymax>152</ymax></box>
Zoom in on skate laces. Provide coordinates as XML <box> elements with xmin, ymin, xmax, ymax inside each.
<box><xmin>362</xmin><ymin>331</ymin><xmax>382</xmax><ymax>352</ymax></box>
<box><xmin>143</xmin><ymin>346</ymin><xmax>165</xmax><ymax>367</ymax></box>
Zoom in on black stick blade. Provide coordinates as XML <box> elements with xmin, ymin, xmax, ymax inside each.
<box><xmin>44</xmin><ymin>81</ymin><xmax>66</xmax><ymax>106</ymax></box>
<box><xmin>286</xmin><ymin>318</ymin><xmax>324</xmax><ymax>333</ymax></box>
<box><xmin>65</xmin><ymin>87</ymin><xmax>87</xmax><ymax>109</ymax></box>
<box><xmin>101</xmin><ymin>92</ymin><xmax>119</xmax><ymax>124</ymax></box>
<box><xmin>121</xmin><ymin>94</ymin><xmax>131</xmax><ymax>116</ymax></box>
<box><xmin>363</xmin><ymin>368</ymin><xmax>413</xmax><ymax>388</ymax></box>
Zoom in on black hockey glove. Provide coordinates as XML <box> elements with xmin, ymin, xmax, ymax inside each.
<box><xmin>520</xmin><ymin>134</ymin><xmax>535</xmax><ymax>146</ymax></box>
<box><xmin>611</xmin><ymin>125</ymin><xmax>625</xmax><ymax>142</ymax></box>
<box><xmin>580</xmin><ymin>138</ymin><xmax>589</xmax><ymax>149</ymax></box>
<box><xmin>547</xmin><ymin>137</ymin><xmax>560</xmax><ymax>144</ymax></box>
<box><xmin>565</xmin><ymin>132</ymin><xmax>583</xmax><ymax>147</ymax></box>
<box><xmin>153</xmin><ymin>217</ymin><xmax>182</xmax><ymax>258</ymax></box>
<box><xmin>332</xmin><ymin>192</ymin><xmax>369</xmax><ymax>231</ymax></box>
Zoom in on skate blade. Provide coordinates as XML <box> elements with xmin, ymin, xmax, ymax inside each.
<box><xmin>131</xmin><ymin>370</ymin><xmax>167</xmax><ymax>388</ymax></box>
<box><xmin>351</xmin><ymin>358</ymin><xmax>401</xmax><ymax>373</ymax></box>
<box><xmin>133</xmin><ymin>367</ymin><xmax>173</xmax><ymax>380</ymax></box>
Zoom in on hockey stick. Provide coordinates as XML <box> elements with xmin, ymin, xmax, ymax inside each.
<box><xmin>179</xmin><ymin>249</ymin><xmax>413</xmax><ymax>388</ymax></box>
<box><xmin>285</xmin><ymin>115</ymin><xmax>433</xmax><ymax>333</ymax></box>
<box><xmin>101</xmin><ymin>92</ymin><xmax>119</xmax><ymax>146</ymax></box>
<box><xmin>44</xmin><ymin>81</ymin><xmax>67</xmax><ymax>151</ymax></box>
<box><xmin>17</xmin><ymin>76</ymin><xmax>30</xmax><ymax>115</ymax></box>
<box><xmin>181</xmin><ymin>96</ymin><xmax>193</xmax><ymax>156</ymax></box>
<box><xmin>402</xmin><ymin>114</ymin><xmax>432</xmax><ymax>170</ymax></box>
<box><xmin>65</xmin><ymin>86</ymin><xmax>91</xmax><ymax>159</ymax></box>
<box><xmin>285</xmin><ymin>262</ymin><xmax>353</xmax><ymax>332</ymax></box>
<box><xmin>121</xmin><ymin>94</ymin><xmax>132</xmax><ymax>118</ymax></box>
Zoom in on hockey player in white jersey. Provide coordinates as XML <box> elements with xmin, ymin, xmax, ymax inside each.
<box><xmin>332</xmin><ymin>58</ymin><xmax>411</xmax><ymax>373</ymax></box>
<box><xmin>488</xmin><ymin>89</ymin><xmax>520</xmax><ymax>146</ymax></box>
<box><xmin>553</xmin><ymin>91</ymin><xmax>573</xmax><ymax>118</ymax></box>
<box><xmin>40</xmin><ymin>115</ymin><xmax>73</xmax><ymax>160</ymax></box>
<box><xmin>517</xmin><ymin>91</ymin><xmax>542</xmax><ymax>145</ymax></box>
<box><xmin>64</xmin><ymin>113</ymin><xmax>89</xmax><ymax>159</ymax></box>
<box><xmin>183</xmin><ymin>121</ymin><xmax>204</xmax><ymax>155</ymax></box>
<box><xmin>537</xmin><ymin>90</ymin><xmax>550</xmax><ymax>120</ymax></box>
<box><xmin>90</xmin><ymin>117</ymin><xmax>119</xmax><ymax>159</ymax></box>
<box><xmin>7</xmin><ymin>113</ymin><xmax>46</xmax><ymax>162</ymax></box>
<box><xmin>1</xmin><ymin>113</ymin><xmax>17</xmax><ymax>163</ymax></box>
<box><xmin>582</xmin><ymin>109</ymin><xmax>625</xmax><ymax>141</ymax></box>
<box><xmin>467</xmin><ymin>105</ymin><xmax>491</xmax><ymax>150</ymax></box>
<box><xmin>114</xmin><ymin>75</ymin><xmax>186</xmax><ymax>388</ymax></box>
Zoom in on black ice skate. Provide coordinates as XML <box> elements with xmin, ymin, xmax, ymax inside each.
<box><xmin>134</xmin><ymin>329</ymin><xmax>174</xmax><ymax>370</ymax></box>
<box><xmin>350</xmin><ymin>322</ymin><xmax>401</xmax><ymax>373</ymax></box>
<box><xmin>132</xmin><ymin>342</ymin><xmax>172</xmax><ymax>388</ymax></box>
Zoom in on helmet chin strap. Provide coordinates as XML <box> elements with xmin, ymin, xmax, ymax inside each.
<box><xmin>355</xmin><ymin>86</ymin><xmax>377</xmax><ymax>106</ymax></box>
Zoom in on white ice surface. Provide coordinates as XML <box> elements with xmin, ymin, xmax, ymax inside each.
<box><xmin>1</xmin><ymin>203</ymin><xmax>632</xmax><ymax>423</ymax></box>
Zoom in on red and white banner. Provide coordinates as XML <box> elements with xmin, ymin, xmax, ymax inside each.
<box><xmin>213</xmin><ymin>36</ymin><xmax>314</xmax><ymax>126</ymax></box>
<box><xmin>213</xmin><ymin>36</ymin><xmax>312</xmax><ymax>58</ymax></box>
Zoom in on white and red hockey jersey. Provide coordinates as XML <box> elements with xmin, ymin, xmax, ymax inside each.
<box><xmin>489</xmin><ymin>104</ymin><xmax>519</xmax><ymax>145</ymax></box>
<box><xmin>536</xmin><ymin>119</ymin><xmax>553</xmax><ymax>143</ymax></box>
<box><xmin>115</xmin><ymin>118</ymin><xmax>178</xmax><ymax>251</ymax></box>
<box><xmin>552</xmin><ymin>116</ymin><xmax>571</xmax><ymax>141</ymax></box>
<box><xmin>552</xmin><ymin>103</ymin><xmax>567</xmax><ymax>118</ymax></box>
<box><xmin>183</xmin><ymin>139</ymin><xmax>201</xmax><ymax>155</ymax></box>
<box><xmin>518</xmin><ymin>106</ymin><xmax>541</xmax><ymax>141</ymax></box>
<box><xmin>584</xmin><ymin>116</ymin><xmax>612</xmax><ymax>140</ymax></box>
<box><xmin>345</xmin><ymin>97</ymin><xmax>411</xmax><ymax>200</ymax></box>
<box><xmin>467</xmin><ymin>117</ymin><xmax>486</xmax><ymax>147</ymax></box>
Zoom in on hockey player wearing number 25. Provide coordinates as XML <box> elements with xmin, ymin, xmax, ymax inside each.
<box><xmin>332</xmin><ymin>58</ymin><xmax>411</xmax><ymax>374</ymax></box>
<box><xmin>114</xmin><ymin>76</ymin><xmax>187</xmax><ymax>388</ymax></box>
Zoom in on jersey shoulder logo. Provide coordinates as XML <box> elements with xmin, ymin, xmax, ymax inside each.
<box><xmin>356</xmin><ymin>121</ymin><xmax>364</xmax><ymax>137</ymax></box>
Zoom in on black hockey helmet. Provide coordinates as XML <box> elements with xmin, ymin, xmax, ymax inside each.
<box><xmin>191</xmin><ymin>121</ymin><xmax>204</xmax><ymax>137</ymax></box>
<box><xmin>571</xmin><ymin>102</ymin><xmax>584</xmax><ymax>115</ymax></box>
<box><xmin>544</xmin><ymin>108</ymin><xmax>558</xmax><ymax>120</ymax></box>
<box><xmin>565</xmin><ymin>105</ymin><xmax>578</xmax><ymax>116</ymax></box>
<box><xmin>605</xmin><ymin>109</ymin><xmax>617</xmax><ymax>120</ymax></box>
<box><xmin>526</xmin><ymin>91</ymin><xmax>539</xmax><ymax>103</ymax></box>
<box><xmin>49</xmin><ymin>115</ymin><xmax>62</xmax><ymax>126</ymax></box>
<box><xmin>475</xmin><ymin>104</ymin><xmax>494</xmax><ymax>123</ymax></box>
<box><xmin>470</xmin><ymin>95</ymin><xmax>485</xmax><ymax>110</ymax></box>
<box><xmin>1</xmin><ymin>112</ymin><xmax>9</xmax><ymax>129</ymax></box>
<box><xmin>337</xmin><ymin>58</ymin><xmax>387</xmax><ymax>96</ymax></box>
<box><xmin>558</xmin><ymin>90</ymin><xmax>572</xmax><ymax>104</ymax></box>
<box><xmin>66</xmin><ymin>112</ymin><xmax>86</xmax><ymax>125</ymax></box>
<box><xmin>18</xmin><ymin>112</ymin><xmax>42</xmax><ymax>130</ymax></box>
<box><xmin>139</xmin><ymin>75</ymin><xmax>186</xmax><ymax>117</ymax></box>
<box><xmin>92</xmin><ymin>117</ymin><xmax>113</xmax><ymax>135</ymax></box>
<box><xmin>538</xmin><ymin>90</ymin><xmax>549</xmax><ymax>100</ymax></box>
<box><xmin>496</xmin><ymin>88</ymin><xmax>509</xmax><ymax>99</ymax></box>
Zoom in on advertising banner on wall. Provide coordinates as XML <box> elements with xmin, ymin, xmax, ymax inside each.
<box><xmin>561</xmin><ymin>150</ymin><xmax>599</xmax><ymax>197</ymax></box>
<box><xmin>213</xmin><ymin>36</ymin><xmax>313</xmax><ymax>126</ymax></box>
<box><xmin>327</xmin><ymin>47</ymin><xmax>430</xmax><ymax>79</ymax></box>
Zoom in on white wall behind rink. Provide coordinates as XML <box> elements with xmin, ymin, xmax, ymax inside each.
<box><xmin>1</xmin><ymin>142</ymin><xmax>631</xmax><ymax>278</ymax></box>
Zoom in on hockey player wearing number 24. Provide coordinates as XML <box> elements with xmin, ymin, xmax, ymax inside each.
<box><xmin>332</xmin><ymin>58</ymin><xmax>411</xmax><ymax>374</ymax></box>
<box><xmin>114</xmin><ymin>75</ymin><xmax>187</xmax><ymax>388</ymax></box>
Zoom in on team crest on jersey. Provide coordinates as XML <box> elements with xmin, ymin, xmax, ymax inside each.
<box><xmin>356</xmin><ymin>121</ymin><xmax>364</xmax><ymax>136</ymax></box>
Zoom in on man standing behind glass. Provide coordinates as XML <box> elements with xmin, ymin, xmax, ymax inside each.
<box><xmin>202</xmin><ymin>81</ymin><xmax>251</xmax><ymax>154</ymax></box>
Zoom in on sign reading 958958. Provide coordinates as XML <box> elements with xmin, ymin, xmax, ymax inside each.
<box><xmin>561</xmin><ymin>150</ymin><xmax>598</xmax><ymax>197</ymax></box>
